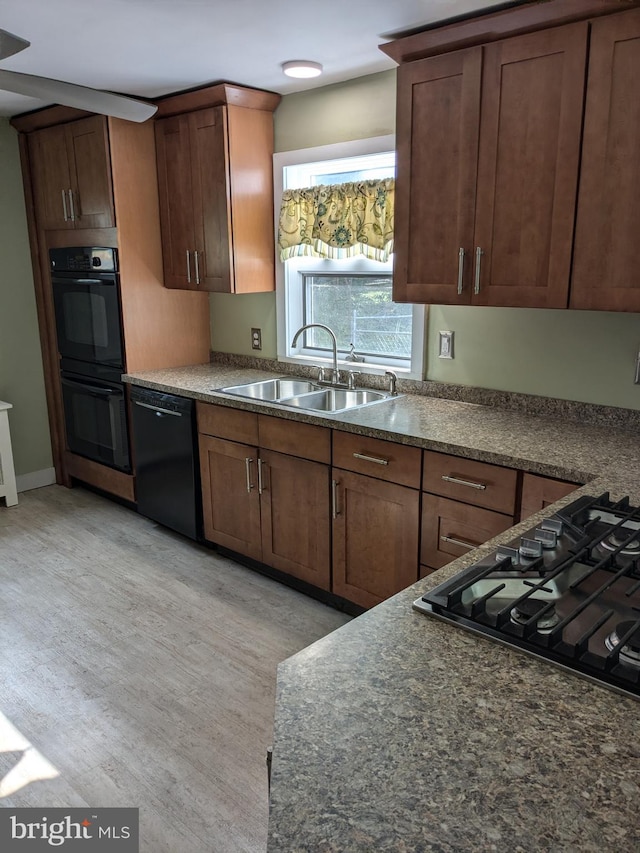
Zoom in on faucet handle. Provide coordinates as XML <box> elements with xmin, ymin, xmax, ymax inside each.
<box><xmin>385</xmin><ymin>370</ymin><xmax>398</xmax><ymax>396</ymax></box>
<box><xmin>347</xmin><ymin>371</ymin><xmax>361</xmax><ymax>390</ymax></box>
<box><xmin>317</xmin><ymin>366</ymin><xmax>326</xmax><ymax>383</ymax></box>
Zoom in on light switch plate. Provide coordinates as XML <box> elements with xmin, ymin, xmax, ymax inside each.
<box><xmin>439</xmin><ymin>331</ymin><xmax>454</xmax><ymax>359</ymax></box>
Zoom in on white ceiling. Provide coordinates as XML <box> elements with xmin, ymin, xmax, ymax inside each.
<box><xmin>0</xmin><ymin>0</ymin><xmax>509</xmax><ymax>118</ymax></box>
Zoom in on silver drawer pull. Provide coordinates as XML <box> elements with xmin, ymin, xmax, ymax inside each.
<box><xmin>61</xmin><ymin>189</ymin><xmax>69</xmax><ymax>222</ymax></box>
<box><xmin>441</xmin><ymin>534</ymin><xmax>478</xmax><ymax>551</ymax></box>
<box><xmin>441</xmin><ymin>474</ymin><xmax>486</xmax><ymax>490</ymax></box>
<box><xmin>474</xmin><ymin>246</ymin><xmax>483</xmax><ymax>294</ymax></box>
<box><xmin>245</xmin><ymin>457</ymin><xmax>254</xmax><ymax>493</ymax></box>
<box><xmin>353</xmin><ymin>452</ymin><xmax>389</xmax><ymax>466</ymax></box>
<box><xmin>332</xmin><ymin>479</ymin><xmax>340</xmax><ymax>519</ymax></box>
<box><xmin>457</xmin><ymin>247</ymin><xmax>465</xmax><ymax>295</ymax></box>
<box><xmin>257</xmin><ymin>458</ymin><xmax>264</xmax><ymax>495</ymax></box>
<box><xmin>186</xmin><ymin>249</ymin><xmax>191</xmax><ymax>283</ymax></box>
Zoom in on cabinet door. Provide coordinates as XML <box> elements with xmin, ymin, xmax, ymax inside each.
<box><xmin>29</xmin><ymin>124</ymin><xmax>74</xmax><ymax>230</ymax></box>
<box><xmin>259</xmin><ymin>450</ymin><xmax>330</xmax><ymax>590</ymax></box>
<box><xmin>155</xmin><ymin>114</ymin><xmax>198</xmax><ymax>289</ymax></box>
<box><xmin>190</xmin><ymin>107</ymin><xmax>233</xmax><ymax>292</ymax></box>
<box><xmin>473</xmin><ymin>24</ymin><xmax>587</xmax><ymax>308</ymax></box>
<box><xmin>421</xmin><ymin>493</ymin><xmax>513</xmax><ymax>570</ymax></box>
<box><xmin>199</xmin><ymin>434</ymin><xmax>262</xmax><ymax>560</ymax></box>
<box><xmin>66</xmin><ymin>116</ymin><xmax>114</xmax><ymax>229</ymax></box>
<box><xmin>332</xmin><ymin>469</ymin><xmax>419</xmax><ymax>609</ymax></box>
<box><xmin>519</xmin><ymin>473</ymin><xmax>577</xmax><ymax>522</ymax></box>
<box><xmin>394</xmin><ymin>48</ymin><xmax>481</xmax><ymax>304</ymax></box>
<box><xmin>570</xmin><ymin>9</ymin><xmax>640</xmax><ymax>312</ymax></box>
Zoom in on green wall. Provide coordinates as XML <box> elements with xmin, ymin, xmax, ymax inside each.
<box><xmin>211</xmin><ymin>69</ymin><xmax>640</xmax><ymax>411</ymax></box>
<box><xmin>0</xmin><ymin>119</ymin><xmax>53</xmax><ymax>477</ymax></box>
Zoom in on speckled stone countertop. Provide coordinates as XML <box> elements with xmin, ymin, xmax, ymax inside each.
<box><xmin>124</xmin><ymin>362</ymin><xmax>640</xmax><ymax>852</ymax></box>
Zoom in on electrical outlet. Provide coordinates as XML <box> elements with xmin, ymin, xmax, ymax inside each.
<box><xmin>251</xmin><ymin>328</ymin><xmax>262</xmax><ymax>350</ymax></box>
<box><xmin>635</xmin><ymin>350</ymin><xmax>640</xmax><ymax>384</ymax></box>
<box><xmin>439</xmin><ymin>331</ymin><xmax>454</xmax><ymax>359</ymax></box>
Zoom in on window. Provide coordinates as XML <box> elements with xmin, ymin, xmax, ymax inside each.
<box><xmin>274</xmin><ymin>137</ymin><xmax>424</xmax><ymax>379</ymax></box>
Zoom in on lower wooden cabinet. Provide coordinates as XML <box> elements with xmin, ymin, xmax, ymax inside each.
<box><xmin>198</xmin><ymin>404</ymin><xmax>331</xmax><ymax>590</ymax></box>
<box><xmin>520</xmin><ymin>472</ymin><xmax>578</xmax><ymax>521</ymax></box>
<box><xmin>259</xmin><ymin>448</ymin><xmax>330</xmax><ymax>589</ymax></box>
<box><xmin>421</xmin><ymin>492</ymin><xmax>514</xmax><ymax>571</ymax></box>
<box><xmin>199</xmin><ymin>434</ymin><xmax>262</xmax><ymax>560</ymax></box>
<box><xmin>332</xmin><ymin>468</ymin><xmax>420</xmax><ymax>609</ymax></box>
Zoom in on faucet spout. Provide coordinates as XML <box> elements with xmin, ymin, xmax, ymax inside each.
<box><xmin>291</xmin><ymin>323</ymin><xmax>340</xmax><ymax>385</ymax></box>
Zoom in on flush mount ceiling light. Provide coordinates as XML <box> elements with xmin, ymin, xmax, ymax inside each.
<box><xmin>282</xmin><ymin>60</ymin><xmax>323</xmax><ymax>79</ymax></box>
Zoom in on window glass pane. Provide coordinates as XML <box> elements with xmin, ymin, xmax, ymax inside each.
<box><xmin>302</xmin><ymin>275</ymin><xmax>412</xmax><ymax>360</ymax></box>
<box><xmin>311</xmin><ymin>165</ymin><xmax>393</xmax><ymax>185</ymax></box>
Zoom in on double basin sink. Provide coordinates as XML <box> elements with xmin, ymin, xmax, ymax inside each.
<box><xmin>218</xmin><ymin>378</ymin><xmax>398</xmax><ymax>414</ymax></box>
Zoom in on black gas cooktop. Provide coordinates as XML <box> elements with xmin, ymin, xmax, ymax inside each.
<box><xmin>414</xmin><ymin>493</ymin><xmax>640</xmax><ymax>700</ymax></box>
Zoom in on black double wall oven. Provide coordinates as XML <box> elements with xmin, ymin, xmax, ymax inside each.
<box><xmin>50</xmin><ymin>247</ymin><xmax>131</xmax><ymax>473</ymax></box>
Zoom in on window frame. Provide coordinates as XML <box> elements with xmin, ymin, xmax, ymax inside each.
<box><xmin>274</xmin><ymin>136</ymin><xmax>425</xmax><ymax>380</ymax></box>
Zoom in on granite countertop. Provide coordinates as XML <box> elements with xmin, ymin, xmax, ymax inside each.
<box><xmin>124</xmin><ymin>362</ymin><xmax>640</xmax><ymax>852</ymax></box>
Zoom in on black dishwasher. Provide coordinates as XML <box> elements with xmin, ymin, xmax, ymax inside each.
<box><xmin>130</xmin><ymin>387</ymin><xmax>200</xmax><ymax>540</ymax></box>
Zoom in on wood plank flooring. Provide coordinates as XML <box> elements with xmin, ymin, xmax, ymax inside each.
<box><xmin>0</xmin><ymin>485</ymin><xmax>350</xmax><ymax>852</ymax></box>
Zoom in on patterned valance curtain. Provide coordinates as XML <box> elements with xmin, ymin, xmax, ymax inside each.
<box><xmin>278</xmin><ymin>178</ymin><xmax>394</xmax><ymax>263</ymax></box>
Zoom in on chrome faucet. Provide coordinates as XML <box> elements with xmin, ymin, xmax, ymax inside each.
<box><xmin>291</xmin><ymin>323</ymin><xmax>340</xmax><ymax>385</ymax></box>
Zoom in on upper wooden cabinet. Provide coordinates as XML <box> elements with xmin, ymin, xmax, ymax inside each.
<box><xmin>394</xmin><ymin>23</ymin><xmax>587</xmax><ymax>308</ymax></box>
<box><xmin>154</xmin><ymin>86</ymin><xmax>280</xmax><ymax>293</ymax></box>
<box><xmin>570</xmin><ymin>8</ymin><xmax>640</xmax><ymax>312</ymax></box>
<box><xmin>28</xmin><ymin>115</ymin><xmax>115</xmax><ymax>230</ymax></box>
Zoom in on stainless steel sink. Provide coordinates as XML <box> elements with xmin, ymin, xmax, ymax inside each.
<box><xmin>279</xmin><ymin>388</ymin><xmax>390</xmax><ymax>413</ymax></box>
<box><xmin>219</xmin><ymin>378</ymin><xmax>320</xmax><ymax>401</ymax></box>
<box><xmin>217</xmin><ymin>378</ymin><xmax>398</xmax><ymax>413</ymax></box>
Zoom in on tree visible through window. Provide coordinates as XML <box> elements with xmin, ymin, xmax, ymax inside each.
<box><xmin>302</xmin><ymin>274</ymin><xmax>411</xmax><ymax>362</ymax></box>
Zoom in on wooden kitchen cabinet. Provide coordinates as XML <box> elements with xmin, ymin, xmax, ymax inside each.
<box><xmin>519</xmin><ymin>472</ymin><xmax>577</xmax><ymax>521</ymax></box>
<box><xmin>570</xmin><ymin>8</ymin><xmax>640</xmax><ymax>312</ymax></box>
<box><xmin>393</xmin><ymin>22</ymin><xmax>587</xmax><ymax>308</ymax></box>
<box><xmin>155</xmin><ymin>87</ymin><xmax>279</xmax><ymax>293</ymax></box>
<box><xmin>332</xmin><ymin>433</ymin><xmax>421</xmax><ymax>609</ymax></box>
<box><xmin>28</xmin><ymin>115</ymin><xmax>115</xmax><ymax>230</ymax></box>
<box><xmin>421</xmin><ymin>450</ymin><xmax>516</xmax><ymax>575</ymax></box>
<box><xmin>421</xmin><ymin>493</ymin><xmax>513</xmax><ymax>570</ymax></box>
<box><xmin>199</xmin><ymin>433</ymin><xmax>263</xmax><ymax>560</ymax></box>
<box><xmin>197</xmin><ymin>404</ymin><xmax>331</xmax><ymax>590</ymax></box>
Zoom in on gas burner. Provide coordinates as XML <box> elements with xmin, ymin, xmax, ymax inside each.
<box><xmin>510</xmin><ymin>598</ymin><xmax>560</xmax><ymax>633</ymax></box>
<box><xmin>605</xmin><ymin>621</ymin><xmax>640</xmax><ymax>668</ymax></box>
<box><xmin>599</xmin><ymin>530</ymin><xmax>640</xmax><ymax>556</ymax></box>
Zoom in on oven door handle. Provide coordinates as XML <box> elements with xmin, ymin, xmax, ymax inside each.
<box><xmin>60</xmin><ymin>377</ymin><xmax>116</xmax><ymax>397</ymax></box>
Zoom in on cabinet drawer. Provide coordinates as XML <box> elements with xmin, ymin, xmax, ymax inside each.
<box><xmin>421</xmin><ymin>493</ymin><xmax>514</xmax><ymax>570</ymax></box>
<box><xmin>520</xmin><ymin>472</ymin><xmax>578</xmax><ymax>522</ymax></box>
<box><xmin>258</xmin><ymin>414</ymin><xmax>330</xmax><ymax>464</ymax></box>
<box><xmin>197</xmin><ymin>402</ymin><xmax>259</xmax><ymax>444</ymax></box>
<box><xmin>423</xmin><ymin>450</ymin><xmax>517</xmax><ymax>514</ymax></box>
<box><xmin>333</xmin><ymin>431</ymin><xmax>421</xmax><ymax>488</ymax></box>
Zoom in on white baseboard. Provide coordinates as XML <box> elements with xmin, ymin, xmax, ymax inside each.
<box><xmin>16</xmin><ymin>467</ymin><xmax>56</xmax><ymax>493</ymax></box>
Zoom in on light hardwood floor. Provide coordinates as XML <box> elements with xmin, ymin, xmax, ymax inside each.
<box><xmin>0</xmin><ymin>485</ymin><xmax>350</xmax><ymax>852</ymax></box>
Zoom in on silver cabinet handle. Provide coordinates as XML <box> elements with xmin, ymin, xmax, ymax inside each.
<box><xmin>353</xmin><ymin>452</ymin><xmax>389</xmax><ymax>466</ymax></box>
<box><xmin>441</xmin><ymin>474</ymin><xmax>486</xmax><ymax>490</ymax></box>
<box><xmin>332</xmin><ymin>479</ymin><xmax>340</xmax><ymax>519</ymax></box>
<box><xmin>257</xmin><ymin>458</ymin><xmax>264</xmax><ymax>495</ymax></box>
<box><xmin>245</xmin><ymin>457</ymin><xmax>254</xmax><ymax>493</ymax></box>
<box><xmin>68</xmin><ymin>189</ymin><xmax>76</xmax><ymax>221</ymax></box>
<box><xmin>61</xmin><ymin>189</ymin><xmax>69</xmax><ymax>222</ymax></box>
<box><xmin>457</xmin><ymin>247</ymin><xmax>465</xmax><ymax>295</ymax></box>
<box><xmin>440</xmin><ymin>534</ymin><xmax>478</xmax><ymax>551</ymax></box>
<box><xmin>474</xmin><ymin>246</ymin><xmax>483</xmax><ymax>295</ymax></box>
<box><xmin>194</xmin><ymin>250</ymin><xmax>201</xmax><ymax>285</ymax></box>
<box><xmin>186</xmin><ymin>250</ymin><xmax>191</xmax><ymax>283</ymax></box>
